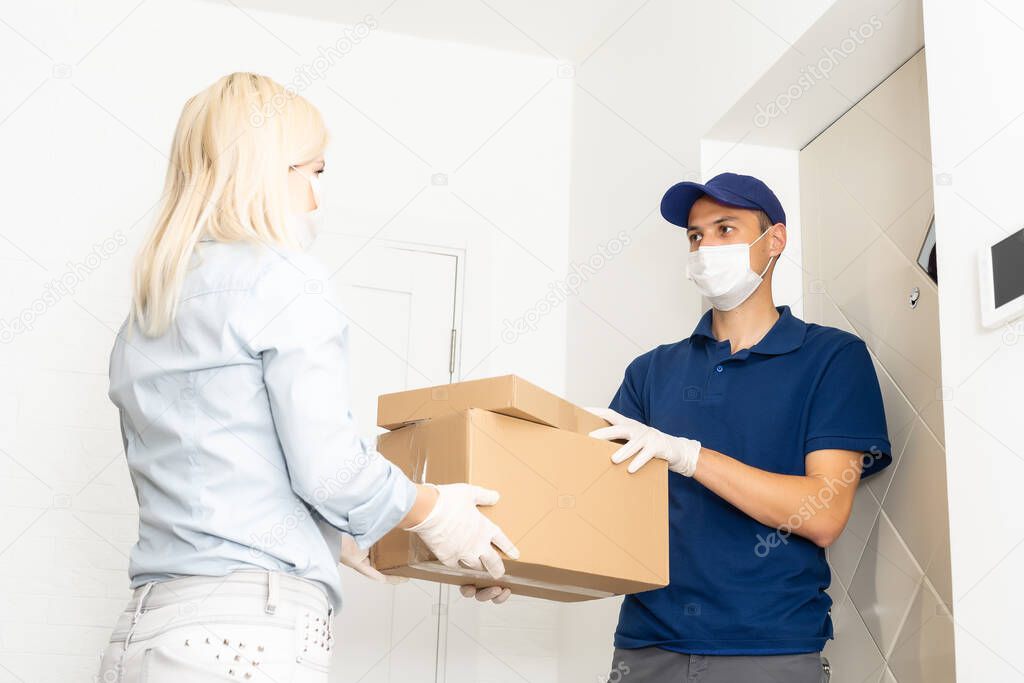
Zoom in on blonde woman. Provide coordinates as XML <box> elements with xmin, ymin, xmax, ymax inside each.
<box><xmin>98</xmin><ymin>73</ymin><xmax>517</xmax><ymax>683</ymax></box>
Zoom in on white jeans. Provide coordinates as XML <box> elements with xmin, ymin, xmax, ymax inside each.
<box><xmin>98</xmin><ymin>571</ymin><xmax>333</xmax><ymax>683</ymax></box>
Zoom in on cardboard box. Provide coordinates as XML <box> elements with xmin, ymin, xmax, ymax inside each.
<box><xmin>371</xmin><ymin>407</ymin><xmax>669</xmax><ymax>602</ymax></box>
<box><xmin>377</xmin><ymin>374</ymin><xmax>608</xmax><ymax>436</ymax></box>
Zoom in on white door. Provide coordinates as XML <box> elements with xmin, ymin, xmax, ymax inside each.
<box><xmin>311</xmin><ymin>234</ymin><xmax>459</xmax><ymax>683</ymax></box>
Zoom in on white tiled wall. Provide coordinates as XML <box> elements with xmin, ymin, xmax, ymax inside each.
<box><xmin>800</xmin><ymin>51</ymin><xmax>956</xmax><ymax>683</ymax></box>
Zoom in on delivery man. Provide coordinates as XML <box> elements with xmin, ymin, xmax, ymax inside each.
<box><xmin>585</xmin><ymin>172</ymin><xmax>891</xmax><ymax>682</ymax></box>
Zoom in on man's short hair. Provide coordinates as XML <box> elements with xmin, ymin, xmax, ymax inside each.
<box><xmin>756</xmin><ymin>210</ymin><xmax>773</xmax><ymax>233</ymax></box>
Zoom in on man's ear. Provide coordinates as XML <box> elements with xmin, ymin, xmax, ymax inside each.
<box><xmin>768</xmin><ymin>223</ymin><xmax>787</xmax><ymax>257</ymax></box>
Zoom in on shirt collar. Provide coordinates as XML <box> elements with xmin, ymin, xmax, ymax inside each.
<box><xmin>690</xmin><ymin>305</ymin><xmax>806</xmax><ymax>356</ymax></box>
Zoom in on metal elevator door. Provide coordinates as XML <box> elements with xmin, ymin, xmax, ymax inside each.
<box><xmin>800</xmin><ymin>50</ymin><xmax>955</xmax><ymax>682</ymax></box>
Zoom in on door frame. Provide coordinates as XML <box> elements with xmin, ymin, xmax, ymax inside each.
<box><xmin>327</xmin><ymin>232</ymin><xmax>470</xmax><ymax>683</ymax></box>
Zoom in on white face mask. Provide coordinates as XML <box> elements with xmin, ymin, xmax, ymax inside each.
<box><xmin>686</xmin><ymin>227</ymin><xmax>775</xmax><ymax>311</ymax></box>
<box><xmin>287</xmin><ymin>167</ymin><xmax>323</xmax><ymax>251</ymax></box>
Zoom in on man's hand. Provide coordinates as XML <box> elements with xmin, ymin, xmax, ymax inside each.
<box><xmin>586</xmin><ymin>408</ymin><xmax>701</xmax><ymax>476</ymax></box>
<box><xmin>459</xmin><ymin>584</ymin><xmax>512</xmax><ymax>604</ymax></box>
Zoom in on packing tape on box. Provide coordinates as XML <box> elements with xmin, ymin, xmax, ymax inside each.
<box><xmin>403</xmin><ymin>429</ymin><xmax>440</xmax><ymax>564</ymax></box>
<box><xmin>558</xmin><ymin>402</ymin><xmax>577</xmax><ymax>433</ymax></box>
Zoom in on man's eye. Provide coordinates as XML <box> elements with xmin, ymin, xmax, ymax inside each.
<box><xmin>689</xmin><ymin>233</ymin><xmax>701</xmax><ymax>242</ymax></box>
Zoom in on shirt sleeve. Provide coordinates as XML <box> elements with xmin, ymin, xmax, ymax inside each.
<box><xmin>241</xmin><ymin>250</ymin><xmax>418</xmax><ymax>549</ymax></box>
<box><xmin>609</xmin><ymin>352</ymin><xmax>652</xmax><ymax>423</ymax></box>
<box><xmin>804</xmin><ymin>339</ymin><xmax>892</xmax><ymax>478</ymax></box>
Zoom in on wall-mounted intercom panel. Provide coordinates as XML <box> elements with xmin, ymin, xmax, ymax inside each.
<box><xmin>979</xmin><ymin>226</ymin><xmax>1024</xmax><ymax>328</ymax></box>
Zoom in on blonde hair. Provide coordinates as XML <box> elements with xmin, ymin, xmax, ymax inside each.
<box><xmin>132</xmin><ymin>72</ymin><xmax>328</xmax><ymax>336</ymax></box>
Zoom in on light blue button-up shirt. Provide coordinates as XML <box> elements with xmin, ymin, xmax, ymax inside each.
<box><xmin>108</xmin><ymin>239</ymin><xmax>418</xmax><ymax>608</ymax></box>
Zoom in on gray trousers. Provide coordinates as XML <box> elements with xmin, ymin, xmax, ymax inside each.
<box><xmin>608</xmin><ymin>647</ymin><xmax>828</xmax><ymax>683</ymax></box>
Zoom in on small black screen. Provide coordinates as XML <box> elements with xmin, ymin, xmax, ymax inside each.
<box><xmin>992</xmin><ymin>229</ymin><xmax>1024</xmax><ymax>308</ymax></box>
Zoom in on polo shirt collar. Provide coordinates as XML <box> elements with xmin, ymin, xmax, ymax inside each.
<box><xmin>690</xmin><ymin>305</ymin><xmax>806</xmax><ymax>356</ymax></box>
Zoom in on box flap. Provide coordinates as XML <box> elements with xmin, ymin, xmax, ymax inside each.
<box><xmin>377</xmin><ymin>375</ymin><xmax>608</xmax><ymax>435</ymax></box>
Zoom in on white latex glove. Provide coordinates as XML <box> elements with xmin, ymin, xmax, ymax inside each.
<box><xmin>586</xmin><ymin>407</ymin><xmax>702</xmax><ymax>476</ymax></box>
<box><xmin>405</xmin><ymin>483</ymin><xmax>520</xmax><ymax>580</ymax></box>
<box><xmin>459</xmin><ymin>584</ymin><xmax>512</xmax><ymax>604</ymax></box>
<box><xmin>339</xmin><ymin>533</ymin><xmax>407</xmax><ymax>585</ymax></box>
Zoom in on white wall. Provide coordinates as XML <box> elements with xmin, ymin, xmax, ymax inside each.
<box><xmin>563</xmin><ymin>1</ymin><xmax>834</xmax><ymax>411</ymax></box>
<box><xmin>922</xmin><ymin>1</ymin><xmax>1024</xmax><ymax>680</ymax></box>
<box><xmin>0</xmin><ymin>2</ymin><xmax>573</xmax><ymax>680</ymax></box>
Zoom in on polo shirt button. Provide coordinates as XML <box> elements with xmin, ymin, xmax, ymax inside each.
<box><xmin>715</xmin><ymin>365</ymin><xmax>723</xmax><ymax>373</ymax></box>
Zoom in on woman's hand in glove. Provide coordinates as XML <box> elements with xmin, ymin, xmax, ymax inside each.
<box><xmin>404</xmin><ymin>483</ymin><xmax>520</xmax><ymax>579</ymax></box>
<box><xmin>339</xmin><ymin>532</ymin><xmax>406</xmax><ymax>584</ymax></box>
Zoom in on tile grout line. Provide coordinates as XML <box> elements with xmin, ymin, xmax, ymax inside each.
<box><xmin>823</xmin><ymin>288</ymin><xmax>947</xmax><ymax>449</ymax></box>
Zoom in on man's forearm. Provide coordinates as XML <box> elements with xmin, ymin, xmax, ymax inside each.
<box><xmin>693</xmin><ymin>447</ymin><xmax>862</xmax><ymax>547</ymax></box>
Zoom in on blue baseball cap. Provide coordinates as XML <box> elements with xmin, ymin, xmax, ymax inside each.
<box><xmin>661</xmin><ymin>172</ymin><xmax>786</xmax><ymax>228</ymax></box>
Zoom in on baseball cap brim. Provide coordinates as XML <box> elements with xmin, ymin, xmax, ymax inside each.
<box><xmin>660</xmin><ymin>181</ymin><xmax>768</xmax><ymax>228</ymax></box>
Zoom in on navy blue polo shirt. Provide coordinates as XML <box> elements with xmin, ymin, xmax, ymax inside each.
<box><xmin>610</xmin><ymin>305</ymin><xmax>891</xmax><ymax>655</ymax></box>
